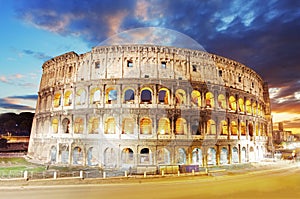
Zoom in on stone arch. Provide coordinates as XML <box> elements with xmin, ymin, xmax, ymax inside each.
<box><xmin>246</xmin><ymin>99</ymin><xmax>252</xmax><ymax>114</ymax></box>
<box><xmin>121</xmin><ymin>148</ymin><xmax>134</xmax><ymax>165</ymax></box>
<box><xmin>238</xmin><ymin>98</ymin><xmax>244</xmax><ymax>112</ymax></box>
<box><xmin>232</xmin><ymin>146</ymin><xmax>239</xmax><ymax>163</ymax></box>
<box><xmin>52</xmin><ymin>118</ymin><xmax>59</xmax><ymax>133</ymax></box>
<box><xmin>205</xmin><ymin>92</ymin><xmax>214</xmax><ymax>108</ymax></box>
<box><xmin>229</xmin><ymin>96</ymin><xmax>236</xmax><ymax>111</ymax></box>
<box><xmin>122</xmin><ymin>117</ymin><xmax>135</xmax><ymax>134</ymax></box>
<box><xmin>249</xmin><ymin>146</ymin><xmax>255</xmax><ymax>162</ymax></box>
<box><xmin>158</xmin><ymin>88</ymin><xmax>170</xmax><ymax>104</ymax></box>
<box><xmin>62</xmin><ymin>118</ymin><xmax>70</xmax><ymax>133</ymax></box>
<box><xmin>157</xmin><ymin>148</ymin><xmax>171</xmax><ymax>165</ymax></box>
<box><xmin>157</xmin><ymin>117</ymin><xmax>171</xmax><ymax>135</ymax></box>
<box><xmin>90</xmin><ymin>87</ymin><xmax>101</xmax><ymax>104</ymax></box>
<box><xmin>220</xmin><ymin>120</ymin><xmax>228</xmax><ymax>135</ymax></box>
<box><xmin>192</xmin><ymin>148</ymin><xmax>203</xmax><ymax>166</ymax></box>
<box><xmin>191</xmin><ymin>90</ymin><xmax>201</xmax><ymax>107</ymax></box>
<box><xmin>50</xmin><ymin>146</ymin><xmax>57</xmax><ymax>163</ymax></box>
<box><xmin>124</xmin><ymin>88</ymin><xmax>135</xmax><ymax>104</ymax></box>
<box><xmin>241</xmin><ymin>147</ymin><xmax>247</xmax><ymax>163</ymax></box>
<box><xmin>74</xmin><ymin>117</ymin><xmax>84</xmax><ymax>134</ymax></box>
<box><xmin>231</xmin><ymin>121</ymin><xmax>238</xmax><ymax>135</ymax></box>
<box><xmin>104</xmin><ymin>117</ymin><xmax>116</xmax><ymax>134</ymax></box>
<box><xmin>220</xmin><ymin>147</ymin><xmax>228</xmax><ymax>165</ymax></box>
<box><xmin>64</xmin><ymin>90</ymin><xmax>73</xmax><ymax>106</ymax></box>
<box><xmin>248</xmin><ymin>122</ymin><xmax>254</xmax><ymax>137</ymax></box>
<box><xmin>240</xmin><ymin>121</ymin><xmax>246</xmax><ymax>135</ymax></box>
<box><xmin>207</xmin><ymin>119</ymin><xmax>216</xmax><ymax>135</ymax></box>
<box><xmin>139</xmin><ymin>148</ymin><xmax>152</xmax><ymax>165</ymax></box>
<box><xmin>218</xmin><ymin>94</ymin><xmax>226</xmax><ymax>109</ymax></box>
<box><xmin>106</xmin><ymin>87</ymin><xmax>117</xmax><ymax>104</ymax></box>
<box><xmin>87</xmin><ymin>147</ymin><xmax>98</xmax><ymax>166</ymax></box>
<box><xmin>176</xmin><ymin>148</ymin><xmax>186</xmax><ymax>164</ymax></box>
<box><xmin>73</xmin><ymin>146</ymin><xmax>83</xmax><ymax>165</ymax></box>
<box><xmin>60</xmin><ymin>145</ymin><xmax>69</xmax><ymax>164</ymax></box>
<box><xmin>53</xmin><ymin>92</ymin><xmax>61</xmax><ymax>108</ymax></box>
<box><xmin>175</xmin><ymin>118</ymin><xmax>187</xmax><ymax>135</ymax></box>
<box><xmin>207</xmin><ymin>147</ymin><xmax>217</xmax><ymax>165</ymax></box>
<box><xmin>104</xmin><ymin>147</ymin><xmax>117</xmax><ymax>167</ymax></box>
<box><xmin>175</xmin><ymin>89</ymin><xmax>186</xmax><ymax>105</ymax></box>
<box><xmin>140</xmin><ymin>117</ymin><xmax>152</xmax><ymax>135</ymax></box>
<box><xmin>140</xmin><ymin>87</ymin><xmax>152</xmax><ymax>104</ymax></box>
<box><xmin>88</xmin><ymin>116</ymin><xmax>99</xmax><ymax>134</ymax></box>
<box><xmin>76</xmin><ymin>88</ymin><xmax>86</xmax><ymax>105</ymax></box>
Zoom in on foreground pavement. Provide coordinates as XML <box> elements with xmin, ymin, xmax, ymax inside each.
<box><xmin>1</xmin><ymin>161</ymin><xmax>300</xmax><ymax>199</ymax></box>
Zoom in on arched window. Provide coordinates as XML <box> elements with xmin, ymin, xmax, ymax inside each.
<box><xmin>52</xmin><ymin>118</ymin><xmax>58</xmax><ymax>133</ymax></box>
<box><xmin>231</xmin><ymin>121</ymin><xmax>238</xmax><ymax>135</ymax></box>
<box><xmin>104</xmin><ymin>147</ymin><xmax>116</xmax><ymax>167</ymax></box>
<box><xmin>220</xmin><ymin>120</ymin><xmax>228</xmax><ymax>135</ymax></box>
<box><xmin>50</xmin><ymin>146</ymin><xmax>57</xmax><ymax>163</ymax></box>
<box><xmin>60</xmin><ymin>145</ymin><xmax>69</xmax><ymax>164</ymax></box>
<box><xmin>76</xmin><ymin>88</ymin><xmax>86</xmax><ymax>105</ymax></box>
<box><xmin>241</xmin><ymin>121</ymin><xmax>246</xmax><ymax>135</ymax></box>
<box><xmin>191</xmin><ymin>120</ymin><xmax>201</xmax><ymax>135</ymax></box>
<box><xmin>106</xmin><ymin>88</ymin><xmax>117</xmax><ymax>104</ymax></box>
<box><xmin>158</xmin><ymin>88</ymin><xmax>170</xmax><ymax>104</ymax></box>
<box><xmin>157</xmin><ymin>148</ymin><xmax>170</xmax><ymax>164</ymax></box>
<box><xmin>64</xmin><ymin>90</ymin><xmax>73</xmax><ymax>106</ymax></box>
<box><xmin>207</xmin><ymin>147</ymin><xmax>216</xmax><ymax>165</ymax></box>
<box><xmin>157</xmin><ymin>118</ymin><xmax>170</xmax><ymax>135</ymax></box>
<box><xmin>175</xmin><ymin>118</ymin><xmax>187</xmax><ymax>135</ymax></box>
<box><xmin>218</xmin><ymin>94</ymin><xmax>226</xmax><ymax>109</ymax></box>
<box><xmin>62</xmin><ymin>118</ymin><xmax>70</xmax><ymax>133</ymax></box>
<box><xmin>87</xmin><ymin>147</ymin><xmax>98</xmax><ymax>166</ymax></box>
<box><xmin>246</xmin><ymin>100</ymin><xmax>252</xmax><ymax>114</ymax></box>
<box><xmin>140</xmin><ymin>148</ymin><xmax>151</xmax><ymax>164</ymax></box>
<box><xmin>252</xmin><ymin>102</ymin><xmax>257</xmax><ymax>115</ymax></box>
<box><xmin>177</xmin><ymin>148</ymin><xmax>186</xmax><ymax>164</ymax></box>
<box><xmin>192</xmin><ymin>148</ymin><xmax>202</xmax><ymax>166</ymax></box>
<box><xmin>122</xmin><ymin>117</ymin><xmax>135</xmax><ymax>134</ymax></box>
<box><xmin>257</xmin><ymin>104</ymin><xmax>261</xmax><ymax>115</ymax></box>
<box><xmin>238</xmin><ymin>98</ymin><xmax>244</xmax><ymax>112</ymax></box>
<box><xmin>90</xmin><ymin>88</ymin><xmax>100</xmax><ymax>104</ymax></box>
<box><xmin>53</xmin><ymin>92</ymin><xmax>61</xmax><ymax>108</ymax></box>
<box><xmin>220</xmin><ymin>147</ymin><xmax>228</xmax><ymax>165</ymax></box>
<box><xmin>232</xmin><ymin>147</ymin><xmax>239</xmax><ymax>163</ymax></box>
<box><xmin>255</xmin><ymin>123</ymin><xmax>259</xmax><ymax>136</ymax></box>
<box><xmin>73</xmin><ymin>147</ymin><xmax>83</xmax><ymax>165</ymax></box>
<box><xmin>141</xmin><ymin>89</ymin><xmax>152</xmax><ymax>104</ymax></box>
<box><xmin>140</xmin><ymin>117</ymin><xmax>152</xmax><ymax>134</ymax></box>
<box><xmin>74</xmin><ymin>117</ymin><xmax>84</xmax><ymax>134</ymax></box>
<box><xmin>207</xmin><ymin>119</ymin><xmax>216</xmax><ymax>135</ymax></box>
<box><xmin>121</xmin><ymin>148</ymin><xmax>134</xmax><ymax>164</ymax></box>
<box><xmin>205</xmin><ymin>92</ymin><xmax>214</xmax><ymax>108</ymax></box>
<box><xmin>229</xmin><ymin>96</ymin><xmax>236</xmax><ymax>111</ymax></box>
<box><xmin>248</xmin><ymin>123</ymin><xmax>254</xmax><ymax>137</ymax></box>
<box><xmin>124</xmin><ymin>89</ymin><xmax>135</xmax><ymax>104</ymax></box>
<box><xmin>88</xmin><ymin>117</ymin><xmax>99</xmax><ymax>134</ymax></box>
<box><xmin>175</xmin><ymin>89</ymin><xmax>186</xmax><ymax>105</ymax></box>
<box><xmin>104</xmin><ymin>117</ymin><xmax>116</xmax><ymax>134</ymax></box>
<box><xmin>241</xmin><ymin>147</ymin><xmax>247</xmax><ymax>163</ymax></box>
<box><xmin>191</xmin><ymin>90</ymin><xmax>201</xmax><ymax>107</ymax></box>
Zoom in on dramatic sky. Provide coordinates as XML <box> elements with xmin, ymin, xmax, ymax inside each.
<box><xmin>0</xmin><ymin>0</ymin><xmax>299</xmax><ymax>132</ymax></box>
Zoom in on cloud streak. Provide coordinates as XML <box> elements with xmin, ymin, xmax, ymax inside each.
<box><xmin>0</xmin><ymin>95</ymin><xmax>37</xmax><ymax>111</ymax></box>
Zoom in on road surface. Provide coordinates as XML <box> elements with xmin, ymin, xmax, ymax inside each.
<box><xmin>1</xmin><ymin>165</ymin><xmax>300</xmax><ymax>199</ymax></box>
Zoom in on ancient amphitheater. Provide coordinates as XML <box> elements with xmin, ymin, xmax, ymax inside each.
<box><xmin>28</xmin><ymin>43</ymin><xmax>272</xmax><ymax>169</ymax></box>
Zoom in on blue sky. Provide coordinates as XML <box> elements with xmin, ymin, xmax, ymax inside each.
<box><xmin>0</xmin><ymin>0</ymin><xmax>300</xmax><ymax>131</ymax></box>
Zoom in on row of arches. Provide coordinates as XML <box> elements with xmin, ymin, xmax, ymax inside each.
<box><xmin>51</xmin><ymin>86</ymin><xmax>265</xmax><ymax>116</ymax></box>
<box><xmin>50</xmin><ymin>116</ymin><xmax>268</xmax><ymax>136</ymax></box>
<box><xmin>48</xmin><ymin>145</ymin><xmax>265</xmax><ymax>167</ymax></box>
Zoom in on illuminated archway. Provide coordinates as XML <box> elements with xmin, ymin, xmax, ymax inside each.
<box><xmin>175</xmin><ymin>89</ymin><xmax>186</xmax><ymax>105</ymax></box>
<box><xmin>104</xmin><ymin>117</ymin><xmax>116</xmax><ymax>134</ymax></box>
<box><xmin>218</xmin><ymin>94</ymin><xmax>226</xmax><ymax>109</ymax></box>
<box><xmin>191</xmin><ymin>90</ymin><xmax>201</xmax><ymax>107</ymax></box>
<box><xmin>158</xmin><ymin>88</ymin><xmax>170</xmax><ymax>104</ymax></box>
<box><xmin>122</xmin><ymin>117</ymin><xmax>135</xmax><ymax>134</ymax></box>
<box><xmin>140</xmin><ymin>117</ymin><xmax>152</xmax><ymax>135</ymax></box>
<box><xmin>205</xmin><ymin>92</ymin><xmax>214</xmax><ymax>108</ymax></box>
<box><xmin>157</xmin><ymin>117</ymin><xmax>171</xmax><ymax>135</ymax></box>
<box><xmin>175</xmin><ymin>118</ymin><xmax>187</xmax><ymax>135</ymax></box>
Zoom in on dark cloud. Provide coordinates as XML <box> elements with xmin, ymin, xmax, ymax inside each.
<box><xmin>23</xmin><ymin>49</ymin><xmax>52</xmax><ymax>61</ymax></box>
<box><xmin>14</xmin><ymin>0</ymin><xmax>300</xmax><ymax>116</ymax></box>
<box><xmin>0</xmin><ymin>97</ymin><xmax>36</xmax><ymax>111</ymax></box>
<box><xmin>9</xmin><ymin>94</ymin><xmax>38</xmax><ymax>100</ymax></box>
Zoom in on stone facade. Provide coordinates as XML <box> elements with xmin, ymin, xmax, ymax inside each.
<box><xmin>28</xmin><ymin>44</ymin><xmax>272</xmax><ymax>168</ymax></box>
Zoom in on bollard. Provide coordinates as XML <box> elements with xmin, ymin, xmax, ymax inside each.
<box><xmin>205</xmin><ymin>167</ymin><xmax>208</xmax><ymax>174</ymax></box>
<box><xmin>103</xmin><ymin>171</ymin><xmax>106</xmax><ymax>179</ymax></box>
<box><xmin>80</xmin><ymin>170</ymin><xmax>84</xmax><ymax>179</ymax></box>
<box><xmin>53</xmin><ymin>171</ymin><xmax>57</xmax><ymax>179</ymax></box>
<box><xmin>125</xmin><ymin>170</ymin><xmax>128</xmax><ymax>177</ymax></box>
<box><xmin>24</xmin><ymin>170</ymin><xmax>28</xmax><ymax>180</ymax></box>
<box><xmin>144</xmin><ymin>171</ymin><xmax>147</xmax><ymax>178</ymax></box>
<box><xmin>192</xmin><ymin>169</ymin><xmax>195</xmax><ymax>175</ymax></box>
<box><xmin>177</xmin><ymin>170</ymin><xmax>180</xmax><ymax>176</ymax></box>
<box><xmin>162</xmin><ymin>170</ymin><xmax>164</xmax><ymax>176</ymax></box>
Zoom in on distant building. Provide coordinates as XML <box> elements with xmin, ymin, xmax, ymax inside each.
<box><xmin>0</xmin><ymin>134</ymin><xmax>29</xmax><ymax>152</ymax></box>
<box><xmin>272</xmin><ymin>122</ymin><xmax>293</xmax><ymax>144</ymax></box>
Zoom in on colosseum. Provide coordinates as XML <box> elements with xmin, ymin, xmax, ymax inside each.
<box><xmin>28</xmin><ymin>42</ymin><xmax>272</xmax><ymax>170</ymax></box>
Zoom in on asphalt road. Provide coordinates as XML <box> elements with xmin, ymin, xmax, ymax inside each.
<box><xmin>1</xmin><ymin>165</ymin><xmax>300</xmax><ymax>199</ymax></box>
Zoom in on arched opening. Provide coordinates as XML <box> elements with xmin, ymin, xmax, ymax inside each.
<box><xmin>88</xmin><ymin>117</ymin><xmax>99</xmax><ymax>134</ymax></box>
<box><xmin>60</xmin><ymin>145</ymin><xmax>69</xmax><ymax>164</ymax></box>
<box><xmin>122</xmin><ymin>117</ymin><xmax>135</xmax><ymax>134</ymax></box>
<box><xmin>207</xmin><ymin>119</ymin><xmax>216</xmax><ymax>135</ymax></box>
<box><xmin>175</xmin><ymin>118</ymin><xmax>187</xmax><ymax>135</ymax></box>
<box><xmin>241</xmin><ymin>121</ymin><xmax>246</xmax><ymax>135</ymax></box>
<box><xmin>157</xmin><ymin>148</ymin><xmax>170</xmax><ymax>165</ymax></box>
<box><xmin>62</xmin><ymin>118</ymin><xmax>70</xmax><ymax>133</ymax></box>
<box><xmin>140</xmin><ymin>148</ymin><xmax>151</xmax><ymax>164</ymax></box>
<box><xmin>158</xmin><ymin>88</ymin><xmax>170</xmax><ymax>104</ymax></box>
<box><xmin>252</xmin><ymin>102</ymin><xmax>257</xmax><ymax>115</ymax></box>
<box><xmin>124</xmin><ymin>89</ymin><xmax>135</xmax><ymax>104</ymax></box>
<box><xmin>232</xmin><ymin>147</ymin><xmax>239</xmax><ymax>163</ymax></box>
<box><xmin>176</xmin><ymin>148</ymin><xmax>186</xmax><ymax>164</ymax></box>
<box><xmin>191</xmin><ymin>90</ymin><xmax>201</xmax><ymax>107</ymax></box>
<box><xmin>73</xmin><ymin>147</ymin><xmax>83</xmax><ymax>165</ymax></box>
<box><xmin>64</xmin><ymin>90</ymin><xmax>73</xmax><ymax>106</ymax></box>
<box><xmin>52</xmin><ymin>118</ymin><xmax>58</xmax><ymax>133</ymax></box>
<box><xmin>157</xmin><ymin>118</ymin><xmax>171</xmax><ymax>135</ymax></box>
<box><xmin>191</xmin><ymin>120</ymin><xmax>201</xmax><ymax>135</ymax></box>
<box><xmin>248</xmin><ymin>123</ymin><xmax>254</xmax><ymax>137</ymax></box>
<box><xmin>76</xmin><ymin>88</ymin><xmax>86</xmax><ymax>105</ymax></box>
<box><xmin>246</xmin><ymin>100</ymin><xmax>252</xmax><ymax>114</ymax></box>
<box><xmin>90</xmin><ymin>88</ymin><xmax>100</xmax><ymax>104</ymax></box>
<box><xmin>175</xmin><ymin>89</ymin><xmax>186</xmax><ymax>105</ymax></box>
<box><xmin>140</xmin><ymin>117</ymin><xmax>152</xmax><ymax>135</ymax></box>
<box><xmin>229</xmin><ymin>96</ymin><xmax>236</xmax><ymax>111</ymax></box>
<box><xmin>249</xmin><ymin>147</ymin><xmax>255</xmax><ymax>162</ymax></box>
<box><xmin>220</xmin><ymin>147</ymin><xmax>228</xmax><ymax>165</ymax></box>
<box><xmin>241</xmin><ymin>147</ymin><xmax>247</xmax><ymax>163</ymax></box>
<box><xmin>74</xmin><ymin>117</ymin><xmax>84</xmax><ymax>134</ymax></box>
<box><xmin>231</xmin><ymin>121</ymin><xmax>238</xmax><ymax>135</ymax></box>
<box><xmin>192</xmin><ymin>148</ymin><xmax>202</xmax><ymax>166</ymax></box>
<box><xmin>205</xmin><ymin>92</ymin><xmax>214</xmax><ymax>108</ymax></box>
<box><xmin>141</xmin><ymin>89</ymin><xmax>152</xmax><ymax>104</ymax></box>
<box><xmin>238</xmin><ymin>98</ymin><xmax>244</xmax><ymax>112</ymax></box>
<box><xmin>104</xmin><ymin>117</ymin><xmax>116</xmax><ymax>134</ymax></box>
<box><xmin>104</xmin><ymin>147</ymin><xmax>116</xmax><ymax>167</ymax></box>
<box><xmin>207</xmin><ymin>147</ymin><xmax>216</xmax><ymax>165</ymax></box>
<box><xmin>218</xmin><ymin>94</ymin><xmax>226</xmax><ymax>109</ymax></box>
<box><xmin>106</xmin><ymin>88</ymin><xmax>117</xmax><ymax>104</ymax></box>
<box><xmin>50</xmin><ymin>146</ymin><xmax>57</xmax><ymax>163</ymax></box>
<box><xmin>220</xmin><ymin>120</ymin><xmax>228</xmax><ymax>135</ymax></box>
<box><xmin>87</xmin><ymin>147</ymin><xmax>98</xmax><ymax>166</ymax></box>
<box><xmin>53</xmin><ymin>92</ymin><xmax>61</xmax><ymax>108</ymax></box>
<box><xmin>121</xmin><ymin>148</ymin><xmax>134</xmax><ymax>165</ymax></box>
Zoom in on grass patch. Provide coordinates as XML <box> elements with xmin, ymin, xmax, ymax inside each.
<box><xmin>0</xmin><ymin>157</ymin><xmax>46</xmax><ymax>174</ymax></box>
